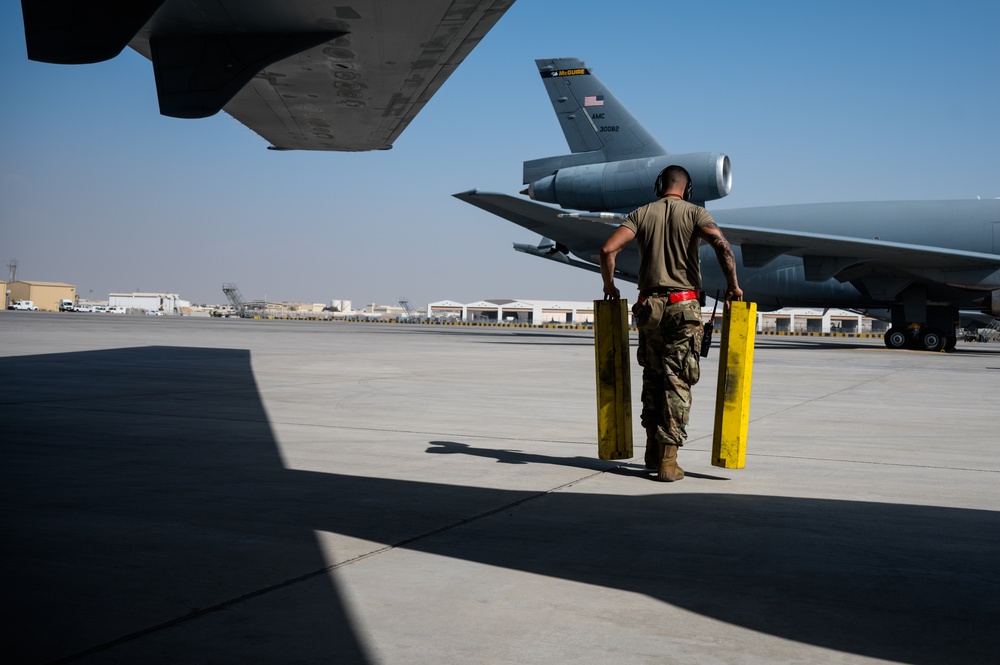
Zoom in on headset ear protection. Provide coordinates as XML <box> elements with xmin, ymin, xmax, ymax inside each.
<box><xmin>653</xmin><ymin>165</ymin><xmax>693</xmax><ymax>201</ymax></box>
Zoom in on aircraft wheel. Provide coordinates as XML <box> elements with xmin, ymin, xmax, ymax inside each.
<box><xmin>944</xmin><ymin>336</ymin><xmax>957</xmax><ymax>352</ymax></box>
<box><xmin>920</xmin><ymin>328</ymin><xmax>945</xmax><ymax>352</ymax></box>
<box><xmin>884</xmin><ymin>328</ymin><xmax>909</xmax><ymax>349</ymax></box>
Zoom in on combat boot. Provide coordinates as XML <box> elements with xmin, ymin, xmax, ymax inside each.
<box><xmin>644</xmin><ymin>427</ymin><xmax>661</xmax><ymax>470</ymax></box>
<box><xmin>657</xmin><ymin>443</ymin><xmax>684</xmax><ymax>482</ymax></box>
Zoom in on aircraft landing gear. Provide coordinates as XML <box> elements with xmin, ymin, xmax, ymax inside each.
<box><xmin>919</xmin><ymin>328</ymin><xmax>945</xmax><ymax>352</ymax></box>
<box><xmin>883</xmin><ymin>324</ymin><xmax>949</xmax><ymax>351</ymax></box>
<box><xmin>884</xmin><ymin>301</ymin><xmax>958</xmax><ymax>352</ymax></box>
<box><xmin>884</xmin><ymin>327</ymin><xmax>910</xmax><ymax>350</ymax></box>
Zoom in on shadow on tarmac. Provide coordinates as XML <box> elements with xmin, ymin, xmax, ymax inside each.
<box><xmin>426</xmin><ymin>440</ymin><xmax>613</xmax><ymax>470</ymax></box>
<box><xmin>426</xmin><ymin>440</ymin><xmax>732</xmax><ymax>480</ymax></box>
<box><xmin>3</xmin><ymin>347</ymin><xmax>999</xmax><ymax>664</ymax></box>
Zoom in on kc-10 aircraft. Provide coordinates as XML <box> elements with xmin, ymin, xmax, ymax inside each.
<box><xmin>20</xmin><ymin>0</ymin><xmax>514</xmax><ymax>151</ymax></box>
<box><xmin>455</xmin><ymin>57</ymin><xmax>1000</xmax><ymax>351</ymax></box>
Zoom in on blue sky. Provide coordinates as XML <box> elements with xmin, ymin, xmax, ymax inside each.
<box><xmin>2</xmin><ymin>1</ymin><xmax>998</xmax><ymax>307</ymax></box>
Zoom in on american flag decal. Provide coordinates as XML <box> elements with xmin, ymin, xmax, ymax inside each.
<box><xmin>584</xmin><ymin>95</ymin><xmax>604</xmax><ymax>107</ymax></box>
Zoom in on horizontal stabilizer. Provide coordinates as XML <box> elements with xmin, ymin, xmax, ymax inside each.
<box><xmin>455</xmin><ymin>189</ymin><xmax>638</xmax><ymax>281</ymax></box>
<box><xmin>513</xmin><ymin>243</ymin><xmax>605</xmax><ymax>276</ymax></box>
<box><xmin>455</xmin><ymin>190</ymin><xmax>615</xmax><ymax>253</ymax></box>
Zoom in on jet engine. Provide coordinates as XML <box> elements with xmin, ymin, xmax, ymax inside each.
<box><xmin>524</xmin><ymin>152</ymin><xmax>731</xmax><ymax>212</ymax></box>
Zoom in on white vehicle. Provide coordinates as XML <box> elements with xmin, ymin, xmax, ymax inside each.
<box><xmin>75</xmin><ymin>304</ymin><xmax>94</xmax><ymax>313</ymax></box>
<box><xmin>9</xmin><ymin>300</ymin><xmax>38</xmax><ymax>311</ymax></box>
<box><xmin>92</xmin><ymin>305</ymin><xmax>108</xmax><ymax>313</ymax></box>
<box><xmin>106</xmin><ymin>306</ymin><xmax>126</xmax><ymax>314</ymax></box>
<box><xmin>59</xmin><ymin>298</ymin><xmax>75</xmax><ymax>311</ymax></box>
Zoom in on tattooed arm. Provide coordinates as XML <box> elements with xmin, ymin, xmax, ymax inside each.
<box><xmin>698</xmin><ymin>221</ymin><xmax>743</xmax><ymax>304</ymax></box>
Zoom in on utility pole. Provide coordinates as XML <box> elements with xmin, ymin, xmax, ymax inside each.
<box><xmin>3</xmin><ymin>258</ymin><xmax>14</xmax><ymax>309</ymax></box>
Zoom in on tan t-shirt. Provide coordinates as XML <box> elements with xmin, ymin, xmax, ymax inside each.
<box><xmin>620</xmin><ymin>198</ymin><xmax>714</xmax><ymax>293</ymax></box>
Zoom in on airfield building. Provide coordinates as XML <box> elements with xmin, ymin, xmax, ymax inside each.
<box><xmin>4</xmin><ymin>281</ymin><xmax>76</xmax><ymax>312</ymax></box>
<box><xmin>109</xmin><ymin>293</ymin><xmax>190</xmax><ymax>315</ymax></box>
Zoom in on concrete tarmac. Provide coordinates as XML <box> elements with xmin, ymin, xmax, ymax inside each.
<box><xmin>2</xmin><ymin>311</ymin><xmax>999</xmax><ymax>664</ymax></box>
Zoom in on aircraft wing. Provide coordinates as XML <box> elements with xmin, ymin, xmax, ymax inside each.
<box><xmin>714</xmin><ymin>219</ymin><xmax>1000</xmax><ymax>287</ymax></box>
<box><xmin>716</xmin><ymin>223</ymin><xmax>1000</xmax><ymax>270</ymax></box>
<box><xmin>22</xmin><ymin>0</ymin><xmax>515</xmax><ymax>151</ymax></box>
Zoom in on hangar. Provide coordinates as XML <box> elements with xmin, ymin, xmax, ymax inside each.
<box><xmin>428</xmin><ymin>300</ymin><xmax>594</xmax><ymax>324</ymax></box>
<box><xmin>4</xmin><ymin>281</ymin><xmax>75</xmax><ymax>311</ymax></box>
<box><xmin>109</xmin><ymin>293</ymin><xmax>191</xmax><ymax>315</ymax></box>
<box><xmin>425</xmin><ymin>298</ymin><xmax>881</xmax><ymax>334</ymax></box>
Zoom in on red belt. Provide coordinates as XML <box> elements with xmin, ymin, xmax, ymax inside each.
<box><xmin>639</xmin><ymin>290</ymin><xmax>699</xmax><ymax>305</ymax></box>
<box><xmin>668</xmin><ymin>290</ymin><xmax>699</xmax><ymax>304</ymax></box>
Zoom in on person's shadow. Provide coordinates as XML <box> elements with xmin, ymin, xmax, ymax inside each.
<box><xmin>426</xmin><ymin>439</ymin><xmax>732</xmax><ymax>480</ymax></box>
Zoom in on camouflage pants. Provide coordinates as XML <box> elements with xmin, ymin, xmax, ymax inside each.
<box><xmin>636</xmin><ymin>298</ymin><xmax>704</xmax><ymax>447</ymax></box>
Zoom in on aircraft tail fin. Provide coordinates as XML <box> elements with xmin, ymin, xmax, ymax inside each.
<box><xmin>534</xmin><ymin>57</ymin><xmax>665</xmax><ymax>160</ymax></box>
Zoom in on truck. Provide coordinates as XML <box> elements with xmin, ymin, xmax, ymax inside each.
<box><xmin>10</xmin><ymin>300</ymin><xmax>38</xmax><ymax>311</ymax></box>
<box><xmin>59</xmin><ymin>299</ymin><xmax>75</xmax><ymax>311</ymax></box>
